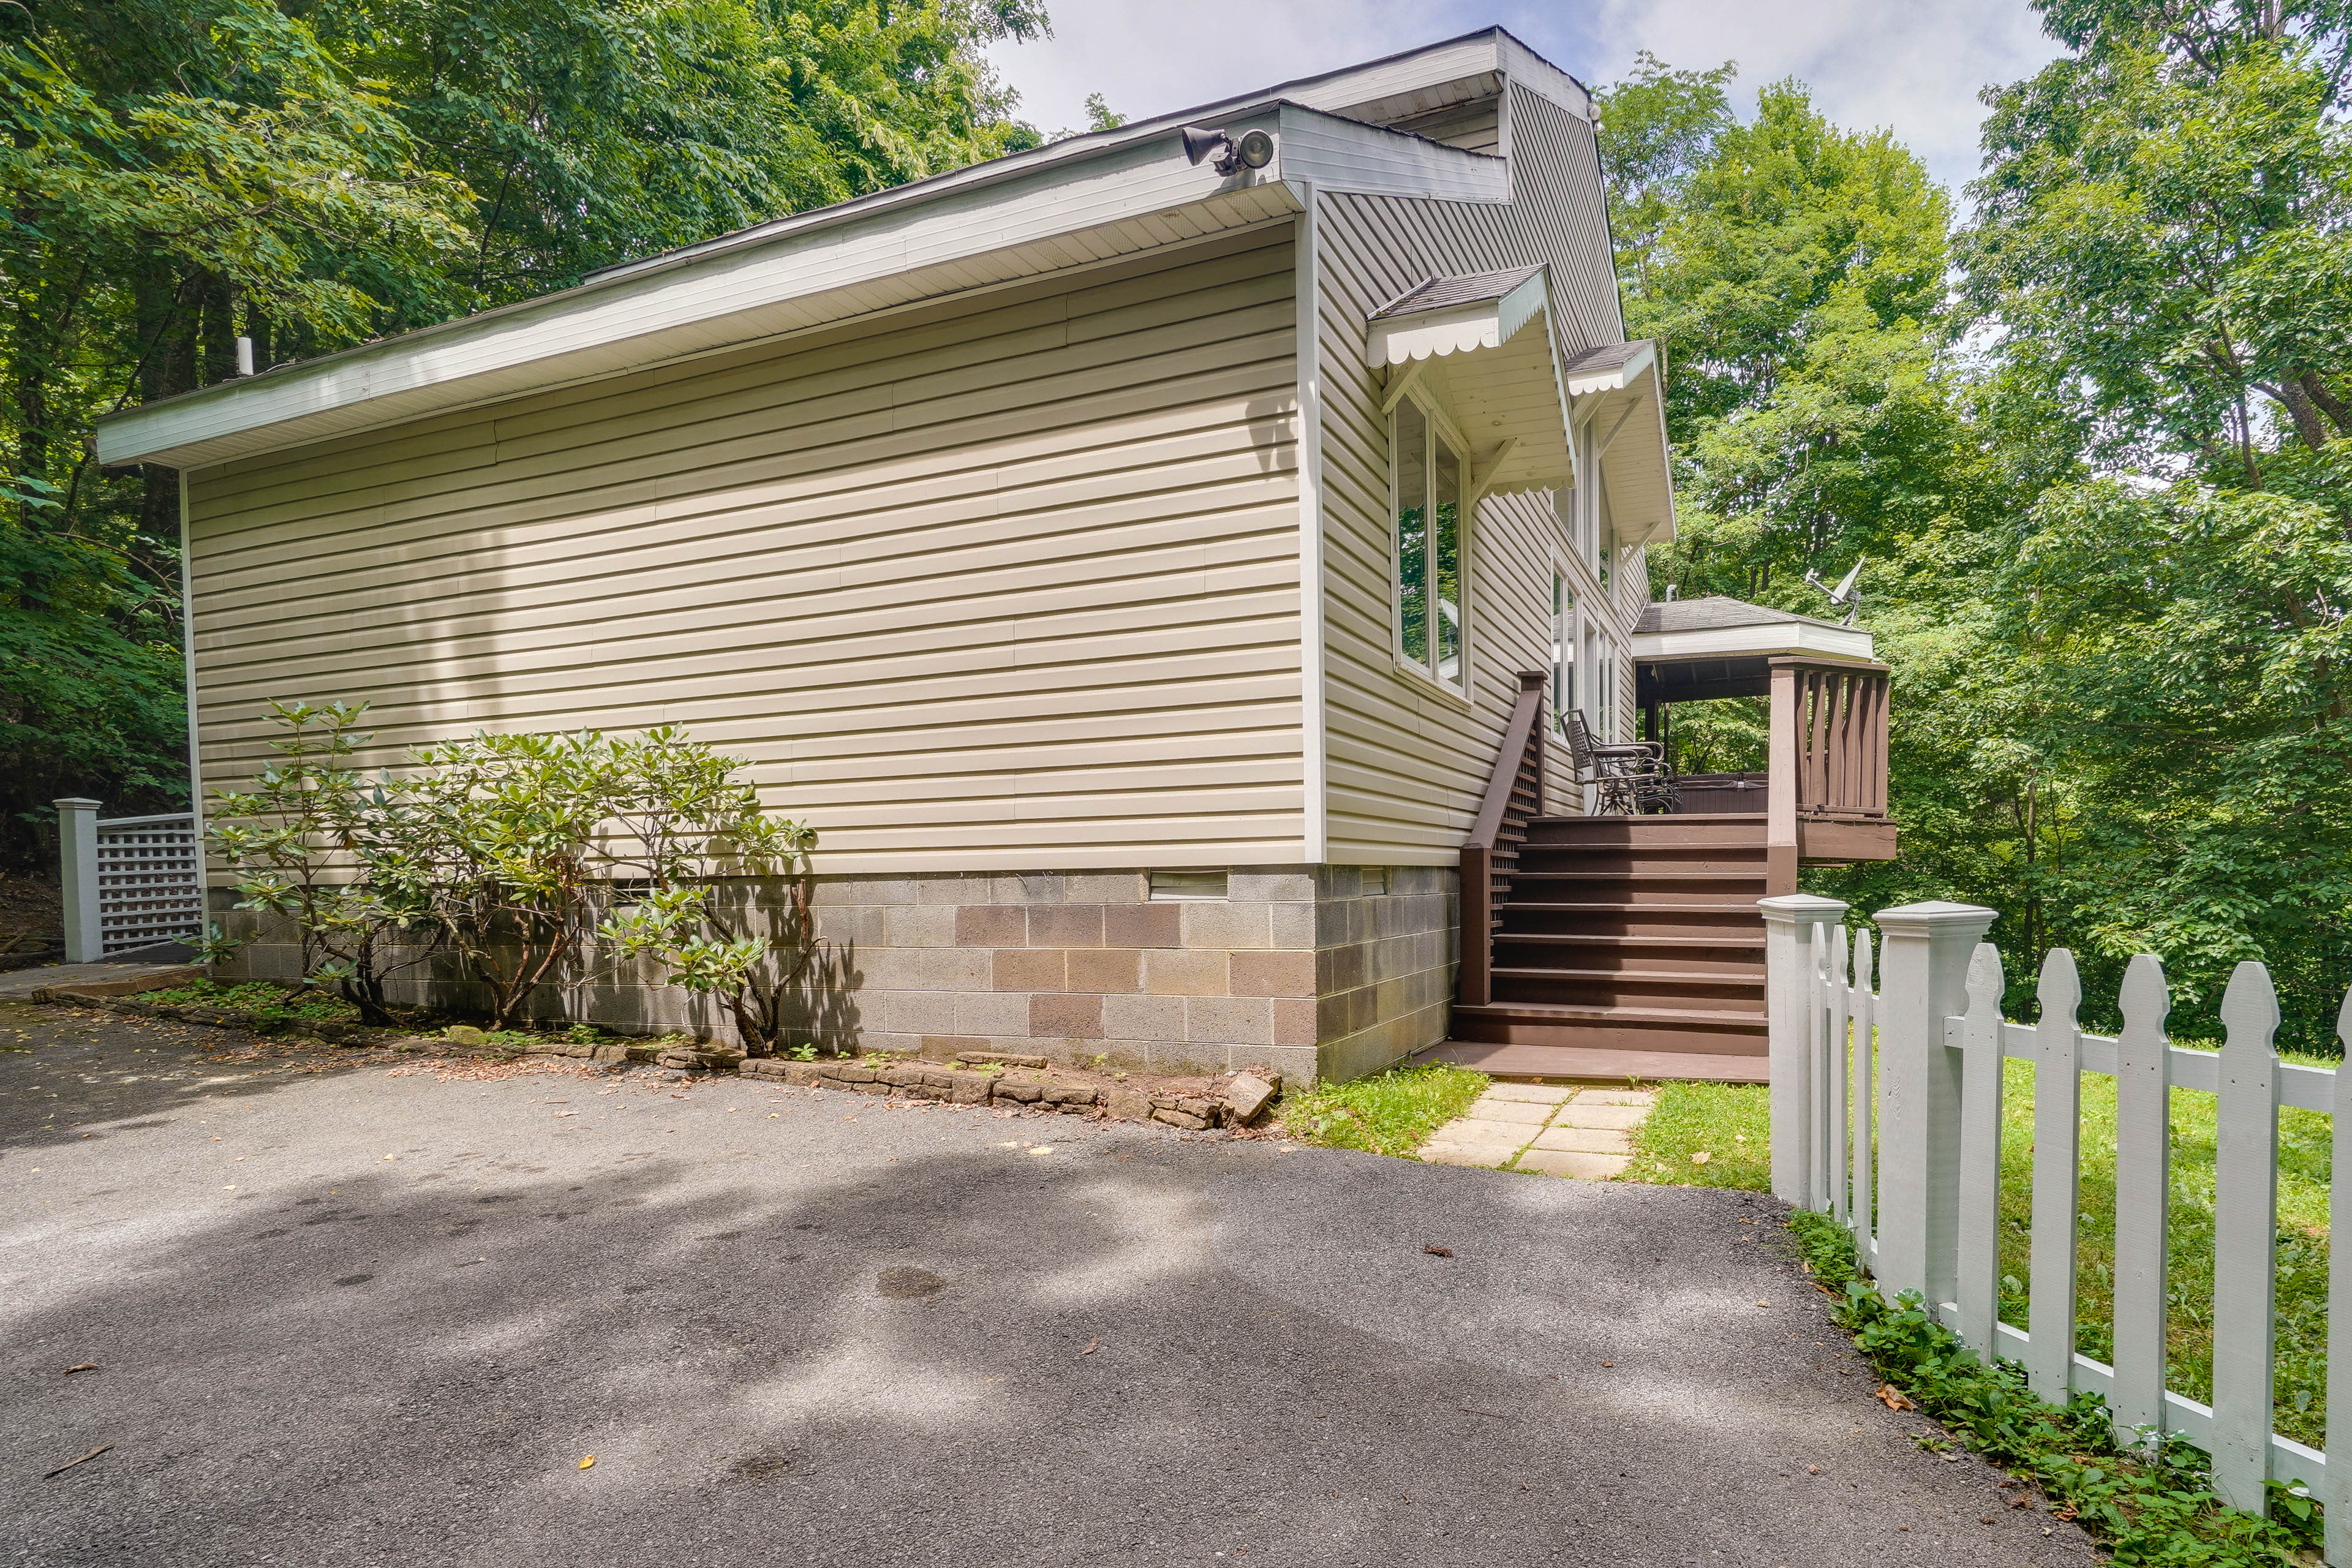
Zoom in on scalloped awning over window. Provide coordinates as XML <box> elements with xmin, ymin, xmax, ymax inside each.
<box><xmin>1365</xmin><ymin>266</ymin><xmax>1572</xmax><ymax>499</ymax></box>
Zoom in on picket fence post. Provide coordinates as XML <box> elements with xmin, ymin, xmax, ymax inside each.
<box><xmin>1827</xmin><ymin>924</ymin><xmax>1852</xmax><ymax>1224</ymax></box>
<box><xmin>1760</xmin><ymin>894</ymin><xmax>1847</xmax><ymax>1206</ymax></box>
<box><xmin>1954</xmin><ymin>943</ymin><xmax>2007</xmax><ymax>1359</ymax></box>
<box><xmin>2326</xmin><ymin>988</ymin><xmax>2352</xmax><ymax>1566</ymax></box>
<box><xmin>2210</xmin><ymin>961</ymin><xmax>2282</xmax><ymax>1517</ymax></box>
<box><xmin>1871</xmin><ymin>902</ymin><xmax>1997</xmax><ymax>1311</ymax></box>
<box><xmin>2110</xmin><ymin>955</ymin><xmax>2173</xmax><ymax>1447</ymax></box>
<box><xmin>2027</xmin><ymin>949</ymin><xmax>2084</xmax><ymax>1404</ymax></box>
<box><xmin>1849</xmin><ymin>928</ymin><xmax>1876</xmax><ymax>1268</ymax></box>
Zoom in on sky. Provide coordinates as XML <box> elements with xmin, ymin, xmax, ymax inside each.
<box><xmin>989</xmin><ymin>0</ymin><xmax>2064</xmax><ymax>199</ymax></box>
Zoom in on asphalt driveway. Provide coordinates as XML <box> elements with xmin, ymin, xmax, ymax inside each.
<box><xmin>1</xmin><ymin>999</ymin><xmax>2095</xmax><ymax>1567</ymax></box>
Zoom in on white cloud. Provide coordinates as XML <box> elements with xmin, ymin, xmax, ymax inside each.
<box><xmin>989</xmin><ymin>0</ymin><xmax>2064</xmax><ymax>196</ymax></box>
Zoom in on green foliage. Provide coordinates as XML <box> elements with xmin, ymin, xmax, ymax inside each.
<box><xmin>1277</xmin><ymin>1062</ymin><xmax>1488</xmax><ymax>1158</ymax></box>
<box><xmin>143</xmin><ymin>977</ymin><xmax>363</xmax><ymax>1023</ymax></box>
<box><xmin>1789</xmin><ymin>1212</ymin><xmax>2320</xmax><ymax>1566</ymax></box>
<box><xmin>207</xmin><ymin>699</ymin><xmax>439</xmax><ymax>1025</ymax></box>
<box><xmin>401</xmin><ymin>724</ymin><xmax>809</xmax><ymax>1033</ymax></box>
<box><xmin>1965</xmin><ymin>4</ymin><xmax>2352</xmax><ymax>477</ymax></box>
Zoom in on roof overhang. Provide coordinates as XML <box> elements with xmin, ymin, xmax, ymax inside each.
<box><xmin>1634</xmin><ymin>618</ymin><xmax>1875</xmax><ymax>665</ymax></box>
<box><xmin>1564</xmin><ymin>340</ymin><xmax>1676</xmax><ymax>545</ymax></box>
<box><xmin>98</xmin><ymin>100</ymin><xmax>1509</xmax><ymax>471</ymax></box>
<box><xmin>1365</xmin><ymin>267</ymin><xmax>1577</xmax><ymax>499</ymax></box>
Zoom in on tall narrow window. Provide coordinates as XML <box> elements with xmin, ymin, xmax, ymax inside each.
<box><xmin>1551</xmin><ymin>572</ymin><xmax>1575</xmax><ymax>733</ymax></box>
<box><xmin>1394</xmin><ymin>400</ymin><xmax>1429</xmax><ymax>672</ymax></box>
<box><xmin>1433</xmin><ymin>439</ymin><xmax>1463</xmax><ymax>687</ymax></box>
<box><xmin>1392</xmin><ymin>399</ymin><xmax>1468</xmax><ymax>693</ymax></box>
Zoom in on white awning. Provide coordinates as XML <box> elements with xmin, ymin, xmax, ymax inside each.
<box><xmin>1363</xmin><ymin>266</ymin><xmax>1577</xmax><ymax>499</ymax></box>
<box><xmin>1562</xmin><ymin>339</ymin><xmax>1675</xmax><ymax>544</ymax></box>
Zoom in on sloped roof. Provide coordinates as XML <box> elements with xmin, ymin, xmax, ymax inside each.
<box><xmin>1635</xmin><ymin>596</ymin><xmax>1852</xmax><ymax>636</ymax></box>
<box><xmin>1370</xmin><ymin>265</ymin><xmax>1544</xmax><ymax>319</ymax></box>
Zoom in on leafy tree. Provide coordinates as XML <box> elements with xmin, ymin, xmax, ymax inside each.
<box><xmin>1964</xmin><ymin>1</ymin><xmax>2352</xmax><ymax>483</ymax></box>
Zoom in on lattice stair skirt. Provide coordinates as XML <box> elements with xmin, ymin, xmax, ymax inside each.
<box><xmin>56</xmin><ymin>798</ymin><xmax>206</xmax><ymax>961</ymax></box>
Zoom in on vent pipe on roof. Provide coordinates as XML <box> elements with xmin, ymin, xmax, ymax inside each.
<box><xmin>235</xmin><ymin>337</ymin><xmax>255</xmax><ymax>377</ymax></box>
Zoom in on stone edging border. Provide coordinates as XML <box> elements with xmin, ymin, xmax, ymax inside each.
<box><xmin>29</xmin><ymin>982</ymin><xmax>1283</xmax><ymax>1130</ymax></box>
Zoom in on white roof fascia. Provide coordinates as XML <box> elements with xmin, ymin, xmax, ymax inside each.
<box><xmin>1364</xmin><ymin>267</ymin><xmax>1550</xmax><ymax>365</ymax></box>
<box><xmin>1632</xmin><ymin>622</ymin><xmax>1876</xmax><ymax>663</ymax></box>
<box><xmin>1563</xmin><ymin>339</ymin><xmax>1657</xmax><ymax>397</ymax></box>
<box><xmin>97</xmin><ymin>104</ymin><xmax>1502</xmax><ymax>470</ymax></box>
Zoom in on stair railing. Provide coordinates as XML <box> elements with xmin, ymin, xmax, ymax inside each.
<box><xmin>1458</xmin><ymin>671</ymin><xmax>1549</xmax><ymax>1008</ymax></box>
<box><xmin>1766</xmin><ymin>655</ymin><xmax>1891</xmax><ymax>892</ymax></box>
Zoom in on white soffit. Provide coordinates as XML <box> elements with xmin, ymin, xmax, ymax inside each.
<box><xmin>1632</xmin><ymin>622</ymin><xmax>1876</xmax><ymax>663</ymax></box>
<box><xmin>1367</xmin><ymin>266</ymin><xmax>1575</xmax><ymax>497</ymax></box>
<box><xmin>97</xmin><ymin>101</ymin><xmax>1506</xmax><ymax>471</ymax></box>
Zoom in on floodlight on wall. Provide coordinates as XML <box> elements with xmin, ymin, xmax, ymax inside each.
<box><xmin>1180</xmin><ymin>124</ymin><xmax>1276</xmax><ymax>176</ymax></box>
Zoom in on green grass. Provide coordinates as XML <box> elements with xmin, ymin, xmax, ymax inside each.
<box><xmin>1619</xmin><ymin>1079</ymin><xmax>1772</xmax><ymax>1189</ymax></box>
<box><xmin>142</xmin><ymin>979</ymin><xmax>360</xmax><ymax>1024</ymax></box>
<box><xmin>1278</xmin><ymin>1062</ymin><xmax>1490</xmax><ymax>1157</ymax></box>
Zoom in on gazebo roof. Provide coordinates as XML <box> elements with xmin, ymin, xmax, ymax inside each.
<box><xmin>1633</xmin><ymin>595</ymin><xmax>1874</xmax><ymax>663</ymax></box>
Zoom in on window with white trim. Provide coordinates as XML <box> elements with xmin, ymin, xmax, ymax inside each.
<box><xmin>1551</xmin><ymin>570</ymin><xmax>1575</xmax><ymax>734</ymax></box>
<box><xmin>1392</xmin><ymin>397</ymin><xmax>1467</xmax><ymax>693</ymax></box>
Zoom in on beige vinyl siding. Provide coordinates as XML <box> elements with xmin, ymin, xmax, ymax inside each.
<box><xmin>1316</xmin><ymin>84</ymin><xmax>1642</xmax><ymax>862</ymax></box>
<box><xmin>189</xmin><ymin>226</ymin><xmax>1305</xmax><ymax>873</ymax></box>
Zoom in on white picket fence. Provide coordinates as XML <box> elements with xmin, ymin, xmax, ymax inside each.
<box><xmin>1762</xmin><ymin>894</ymin><xmax>2352</xmax><ymax>1562</ymax></box>
<box><xmin>55</xmin><ymin>797</ymin><xmax>206</xmax><ymax>961</ymax></box>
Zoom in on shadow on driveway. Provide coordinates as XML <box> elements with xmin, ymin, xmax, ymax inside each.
<box><xmin>1</xmin><ymin>1027</ymin><xmax>2097</xmax><ymax>1566</ymax></box>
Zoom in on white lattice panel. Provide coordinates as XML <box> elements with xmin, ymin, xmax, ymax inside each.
<box><xmin>94</xmin><ymin>813</ymin><xmax>203</xmax><ymax>953</ymax></box>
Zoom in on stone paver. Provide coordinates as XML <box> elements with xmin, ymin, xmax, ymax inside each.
<box><xmin>1480</xmin><ymin>1083</ymin><xmax>1576</xmax><ymax>1104</ymax></box>
<box><xmin>1551</xmin><ymin>1102</ymin><xmax>1650</xmax><ymax>1131</ymax></box>
<box><xmin>1531</xmin><ymin>1125</ymin><xmax>1631</xmax><ymax>1154</ymax></box>
<box><xmin>1417</xmin><ymin>1084</ymin><xmax>1660</xmax><ymax>1179</ymax></box>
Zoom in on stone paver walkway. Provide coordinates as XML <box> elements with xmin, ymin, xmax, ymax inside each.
<box><xmin>1419</xmin><ymin>1082</ymin><xmax>1657</xmax><ymax>1178</ymax></box>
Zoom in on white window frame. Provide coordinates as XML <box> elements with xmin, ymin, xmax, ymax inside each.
<box><xmin>1389</xmin><ymin>387</ymin><xmax>1474</xmax><ymax>701</ymax></box>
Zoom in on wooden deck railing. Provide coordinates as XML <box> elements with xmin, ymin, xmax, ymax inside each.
<box><xmin>1766</xmin><ymin>656</ymin><xmax>1890</xmax><ymax>889</ymax></box>
<box><xmin>1458</xmin><ymin>671</ymin><xmax>1548</xmax><ymax>1008</ymax></box>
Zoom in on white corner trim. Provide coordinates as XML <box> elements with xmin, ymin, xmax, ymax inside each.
<box><xmin>1295</xmin><ymin>191</ymin><xmax>1329</xmax><ymax>865</ymax></box>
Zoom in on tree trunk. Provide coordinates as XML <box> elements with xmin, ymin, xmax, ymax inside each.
<box><xmin>2301</xmin><ymin>372</ymin><xmax>2352</xmax><ymax>440</ymax></box>
<box><xmin>2275</xmin><ymin>376</ymin><xmax>2332</xmax><ymax>451</ymax></box>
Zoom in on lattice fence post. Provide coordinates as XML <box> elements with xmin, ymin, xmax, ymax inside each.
<box><xmin>55</xmin><ymin>797</ymin><xmax>102</xmax><ymax>963</ymax></box>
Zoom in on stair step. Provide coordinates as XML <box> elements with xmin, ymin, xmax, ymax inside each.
<box><xmin>1419</xmin><ymin>1040</ymin><xmax>1771</xmax><ymax>1084</ymax></box>
<box><xmin>1494</xmin><ymin>932</ymin><xmax>1764</xmax><ymax>949</ymax></box>
<box><xmin>1454</xmin><ymin>1000</ymin><xmax>1766</xmax><ymax>1029</ymax></box>
<box><xmin>1491</xmin><ymin>965</ymin><xmax>1764</xmax><ymax>987</ymax></box>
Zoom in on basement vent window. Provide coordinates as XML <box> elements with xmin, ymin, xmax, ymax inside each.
<box><xmin>1360</xmin><ymin>867</ymin><xmax>1390</xmax><ymax>897</ymax></box>
<box><xmin>1148</xmin><ymin>871</ymin><xmax>1228</xmax><ymax>902</ymax></box>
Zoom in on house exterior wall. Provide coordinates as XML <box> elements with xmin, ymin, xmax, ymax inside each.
<box><xmin>187</xmin><ymin>224</ymin><xmax>1305</xmax><ymax>874</ymax></box>
<box><xmin>186</xmin><ymin>50</ymin><xmax>1654</xmax><ymax>1084</ymax></box>
<box><xmin>1314</xmin><ymin>80</ymin><xmax>1650</xmax><ymax>865</ymax></box>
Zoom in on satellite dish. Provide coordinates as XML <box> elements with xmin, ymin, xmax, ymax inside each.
<box><xmin>1804</xmin><ymin>558</ymin><xmax>1865</xmax><ymax>625</ymax></box>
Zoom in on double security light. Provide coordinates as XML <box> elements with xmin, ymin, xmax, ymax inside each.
<box><xmin>1180</xmin><ymin>125</ymin><xmax>1275</xmax><ymax>176</ymax></box>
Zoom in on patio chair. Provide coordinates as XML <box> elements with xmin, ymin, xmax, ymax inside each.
<box><xmin>1564</xmin><ymin>710</ymin><xmax>1679</xmax><ymax>815</ymax></box>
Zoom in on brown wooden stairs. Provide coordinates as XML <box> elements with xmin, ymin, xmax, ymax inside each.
<box><xmin>1428</xmin><ymin>671</ymin><xmax>1772</xmax><ymax>1083</ymax></box>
